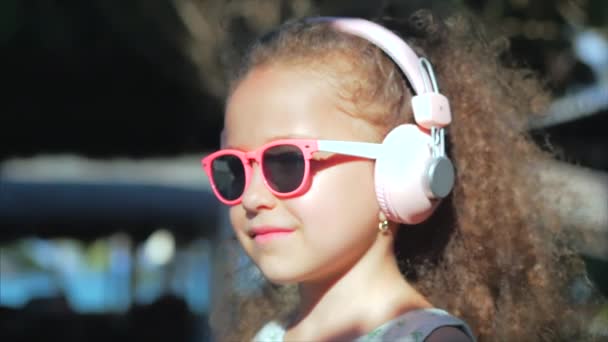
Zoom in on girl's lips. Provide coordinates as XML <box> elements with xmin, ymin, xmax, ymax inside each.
<box><xmin>254</xmin><ymin>231</ymin><xmax>294</xmax><ymax>243</ymax></box>
<box><xmin>250</xmin><ymin>227</ymin><xmax>295</xmax><ymax>243</ymax></box>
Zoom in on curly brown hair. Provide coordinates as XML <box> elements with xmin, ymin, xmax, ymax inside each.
<box><xmin>211</xmin><ymin>9</ymin><xmax>602</xmax><ymax>342</ymax></box>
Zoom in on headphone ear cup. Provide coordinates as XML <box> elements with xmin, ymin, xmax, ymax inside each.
<box><xmin>374</xmin><ymin>124</ymin><xmax>438</xmax><ymax>224</ymax></box>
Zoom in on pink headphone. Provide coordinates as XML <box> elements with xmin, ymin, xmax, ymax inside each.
<box><xmin>317</xmin><ymin>17</ymin><xmax>455</xmax><ymax>225</ymax></box>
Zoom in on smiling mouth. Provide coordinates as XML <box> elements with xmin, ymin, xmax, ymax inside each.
<box><xmin>249</xmin><ymin>227</ymin><xmax>295</xmax><ymax>242</ymax></box>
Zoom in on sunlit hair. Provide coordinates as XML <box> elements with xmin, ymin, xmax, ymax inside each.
<box><xmin>213</xmin><ymin>9</ymin><xmax>600</xmax><ymax>341</ymax></box>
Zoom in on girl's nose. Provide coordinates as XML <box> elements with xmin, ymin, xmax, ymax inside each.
<box><xmin>240</xmin><ymin>163</ymin><xmax>277</xmax><ymax>213</ymax></box>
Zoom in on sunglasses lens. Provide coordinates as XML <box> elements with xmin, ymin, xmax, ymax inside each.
<box><xmin>263</xmin><ymin>145</ymin><xmax>305</xmax><ymax>194</ymax></box>
<box><xmin>211</xmin><ymin>155</ymin><xmax>246</xmax><ymax>201</ymax></box>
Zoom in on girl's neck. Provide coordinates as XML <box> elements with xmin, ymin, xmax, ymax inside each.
<box><xmin>284</xmin><ymin>240</ymin><xmax>432</xmax><ymax>341</ymax></box>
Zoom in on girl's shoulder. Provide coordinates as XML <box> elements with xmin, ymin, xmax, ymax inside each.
<box><xmin>253</xmin><ymin>308</ymin><xmax>475</xmax><ymax>342</ymax></box>
<box><xmin>355</xmin><ymin>308</ymin><xmax>476</xmax><ymax>342</ymax></box>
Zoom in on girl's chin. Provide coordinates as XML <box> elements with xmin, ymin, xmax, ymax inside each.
<box><xmin>257</xmin><ymin>267</ymin><xmax>307</xmax><ymax>286</ymax></box>
<box><xmin>262</xmin><ymin>273</ymin><xmax>301</xmax><ymax>286</ymax></box>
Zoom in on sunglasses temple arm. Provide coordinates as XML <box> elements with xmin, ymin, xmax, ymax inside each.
<box><xmin>316</xmin><ymin>140</ymin><xmax>383</xmax><ymax>159</ymax></box>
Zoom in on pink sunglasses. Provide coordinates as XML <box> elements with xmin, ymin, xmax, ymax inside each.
<box><xmin>201</xmin><ymin>139</ymin><xmax>382</xmax><ymax>205</ymax></box>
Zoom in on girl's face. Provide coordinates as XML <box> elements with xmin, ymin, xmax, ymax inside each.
<box><xmin>224</xmin><ymin>64</ymin><xmax>384</xmax><ymax>284</ymax></box>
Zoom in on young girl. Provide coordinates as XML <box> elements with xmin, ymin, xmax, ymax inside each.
<box><xmin>202</xmin><ymin>9</ymin><xmax>600</xmax><ymax>342</ymax></box>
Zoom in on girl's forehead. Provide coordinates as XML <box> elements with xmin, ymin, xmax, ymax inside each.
<box><xmin>222</xmin><ymin>65</ymin><xmax>375</xmax><ymax>149</ymax></box>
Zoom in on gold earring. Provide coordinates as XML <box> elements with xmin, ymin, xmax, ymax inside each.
<box><xmin>378</xmin><ymin>212</ymin><xmax>389</xmax><ymax>233</ymax></box>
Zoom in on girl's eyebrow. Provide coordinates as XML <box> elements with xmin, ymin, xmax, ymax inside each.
<box><xmin>266</xmin><ymin>133</ymin><xmax>315</xmax><ymax>141</ymax></box>
<box><xmin>222</xmin><ymin>133</ymin><xmax>315</xmax><ymax>150</ymax></box>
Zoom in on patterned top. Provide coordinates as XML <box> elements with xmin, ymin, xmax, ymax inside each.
<box><xmin>253</xmin><ymin>308</ymin><xmax>475</xmax><ymax>342</ymax></box>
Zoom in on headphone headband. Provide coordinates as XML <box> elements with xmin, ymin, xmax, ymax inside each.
<box><xmin>331</xmin><ymin>18</ymin><xmax>431</xmax><ymax>96</ymax></box>
<box><xmin>308</xmin><ymin>17</ymin><xmax>452</xmax><ymax>129</ymax></box>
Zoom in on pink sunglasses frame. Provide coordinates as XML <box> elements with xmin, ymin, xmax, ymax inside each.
<box><xmin>201</xmin><ymin>138</ymin><xmax>383</xmax><ymax>205</ymax></box>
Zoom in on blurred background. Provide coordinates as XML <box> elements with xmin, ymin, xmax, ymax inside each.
<box><xmin>0</xmin><ymin>0</ymin><xmax>606</xmax><ymax>341</ymax></box>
